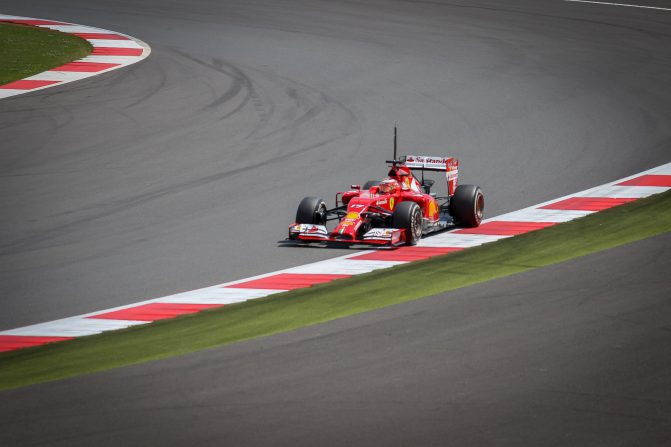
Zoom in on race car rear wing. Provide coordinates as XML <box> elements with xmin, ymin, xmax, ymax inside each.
<box><xmin>401</xmin><ymin>155</ymin><xmax>459</xmax><ymax>196</ymax></box>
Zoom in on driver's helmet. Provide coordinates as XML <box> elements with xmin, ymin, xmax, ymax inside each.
<box><xmin>379</xmin><ymin>178</ymin><xmax>400</xmax><ymax>194</ymax></box>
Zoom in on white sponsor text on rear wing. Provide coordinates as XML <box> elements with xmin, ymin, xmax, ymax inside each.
<box><xmin>402</xmin><ymin>155</ymin><xmax>459</xmax><ymax>195</ymax></box>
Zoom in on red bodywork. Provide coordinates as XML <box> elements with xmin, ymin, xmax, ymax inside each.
<box><xmin>289</xmin><ymin>157</ymin><xmax>459</xmax><ymax>246</ymax></box>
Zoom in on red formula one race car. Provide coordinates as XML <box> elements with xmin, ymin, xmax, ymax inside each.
<box><xmin>288</xmin><ymin>153</ymin><xmax>484</xmax><ymax>246</ymax></box>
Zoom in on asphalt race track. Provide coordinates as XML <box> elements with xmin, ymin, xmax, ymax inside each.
<box><xmin>1</xmin><ymin>233</ymin><xmax>669</xmax><ymax>446</ymax></box>
<box><xmin>1</xmin><ymin>0</ymin><xmax>670</xmax><ymax>444</ymax></box>
<box><xmin>2</xmin><ymin>0</ymin><xmax>671</xmax><ymax>329</ymax></box>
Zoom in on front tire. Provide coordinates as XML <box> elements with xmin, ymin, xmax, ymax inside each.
<box><xmin>450</xmin><ymin>185</ymin><xmax>484</xmax><ymax>227</ymax></box>
<box><xmin>295</xmin><ymin>196</ymin><xmax>327</xmax><ymax>225</ymax></box>
<box><xmin>392</xmin><ymin>201</ymin><xmax>422</xmax><ymax>245</ymax></box>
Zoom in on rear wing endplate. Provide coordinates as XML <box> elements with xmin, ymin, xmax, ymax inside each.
<box><xmin>401</xmin><ymin>155</ymin><xmax>459</xmax><ymax>195</ymax></box>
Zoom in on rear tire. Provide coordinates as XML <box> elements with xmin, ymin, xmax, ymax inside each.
<box><xmin>295</xmin><ymin>197</ymin><xmax>327</xmax><ymax>225</ymax></box>
<box><xmin>392</xmin><ymin>201</ymin><xmax>422</xmax><ymax>245</ymax></box>
<box><xmin>450</xmin><ymin>185</ymin><xmax>484</xmax><ymax>227</ymax></box>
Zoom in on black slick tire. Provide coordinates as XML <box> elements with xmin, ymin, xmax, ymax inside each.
<box><xmin>450</xmin><ymin>185</ymin><xmax>484</xmax><ymax>227</ymax></box>
<box><xmin>392</xmin><ymin>201</ymin><xmax>422</xmax><ymax>245</ymax></box>
<box><xmin>295</xmin><ymin>196</ymin><xmax>327</xmax><ymax>225</ymax></box>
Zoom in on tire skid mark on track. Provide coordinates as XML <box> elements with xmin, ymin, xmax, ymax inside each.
<box><xmin>0</xmin><ymin>77</ymin><xmax>360</xmax><ymax>255</ymax></box>
<box><xmin>2</xmin><ymin>162</ymin><xmax>670</xmax><ymax>352</ymax></box>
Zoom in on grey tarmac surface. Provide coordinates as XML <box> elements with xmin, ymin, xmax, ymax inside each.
<box><xmin>1</xmin><ymin>0</ymin><xmax>671</xmax><ymax>329</ymax></box>
<box><xmin>1</xmin><ymin>232</ymin><xmax>669</xmax><ymax>446</ymax></box>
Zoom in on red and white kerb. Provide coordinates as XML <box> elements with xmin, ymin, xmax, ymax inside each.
<box><xmin>0</xmin><ymin>14</ymin><xmax>150</xmax><ymax>99</ymax></box>
<box><xmin>1</xmin><ymin>162</ymin><xmax>669</xmax><ymax>353</ymax></box>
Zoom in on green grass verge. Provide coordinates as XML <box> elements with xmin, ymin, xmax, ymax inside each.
<box><xmin>0</xmin><ymin>23</ymin><xmax>92</xmax><ymax>85</ymax></box>
<box><xmin>1</xmin><ymin>190</ymin><xmax>670</xmax><ymax>390</ymax></box>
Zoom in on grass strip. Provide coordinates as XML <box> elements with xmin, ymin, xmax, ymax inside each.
<box><xmin>0</xmin><ymin>23</ymin><xmax>92</xmax><ymax>85</ymax></box>
<box><xmin>1</xmin><ymin>190</ymin><xmax>669</xmax><ymax>390</ymax></box>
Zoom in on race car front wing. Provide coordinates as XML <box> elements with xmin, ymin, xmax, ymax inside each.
<box><xmin>288</xmin><ymin>224</ymin><xmax>405</xmax><ymax>246</ymax></box>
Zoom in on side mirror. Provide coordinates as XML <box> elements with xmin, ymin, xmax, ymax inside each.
<box><xmin>350</xmin><ymin>185</ymin><xmax>361</xmax><ymax>190</ymax></box>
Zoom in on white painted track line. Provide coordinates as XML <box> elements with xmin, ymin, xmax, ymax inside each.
<box><xmin>493</xmin><ymin>208</ymin><xmax>594</xmax><ymax>223</ymax></box>
<box><xmin>419</xmin><ymin>233</ymin><xmax>511</xmax><ymax>248</ymax></box>
<box><xmin>283</xmin><ymin>259</ymin><xmax>406</xmax><ymax>275</ymax></box>
<box><xmin>2</xmin><ymin>317</ymin><xmax>147</xmax><ymax>338</ymax></box>
<box><xmin>564</xmin><ymin>0</ymin><xmax>671</xmax><ymax>12</ymax></box>
<box><xmin>0</xmin><ymin>89</ymin><xmax>25</xmax><ymax>98</ymax></box>
<box><xmin>86</xmin><ymin>39</ymin><xmax>144</xmax><ymax>48</ymax></box>
<box><xmin>577</xmin><ymin>185</ymin><xmax>669</xmax><ymax>198</ymax></box>
<box><xmin>157</xmin><ymin>288</ymin><xmax>285</xmax><ymax>305</ymax></box>
<box><xmin>25</xmin><ymin>71</ymin><xmax>94</xmax><ymax>82</ymax></box>
<box><xmin>79</xmin><ymin>55</ymin><xmax>144</xmax><ymax>64</ymax></box>
<box><xmin>37</xmin><ymin>24</ymin><xmax>116</xmax><ymax>33</ymax></box>
<box><xmin>524</xmin><ymin>163</ymin><xmax>671</xmax><ymax>210</ymax></box>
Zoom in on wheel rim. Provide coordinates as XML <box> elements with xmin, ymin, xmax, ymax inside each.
<box><xmin>475</xmin><ymin>193</ymin><xmax>484</xmax><ymax>222</ymax></box>
<box><xmin>316</xmin><ymin>204</ymin><xmax>326</xmax><ymax>225</ymax></box>
<box><xmin>411</xmin><ymin>209</ymin><xmax>422</xmax><ymax>240</ymax></box>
